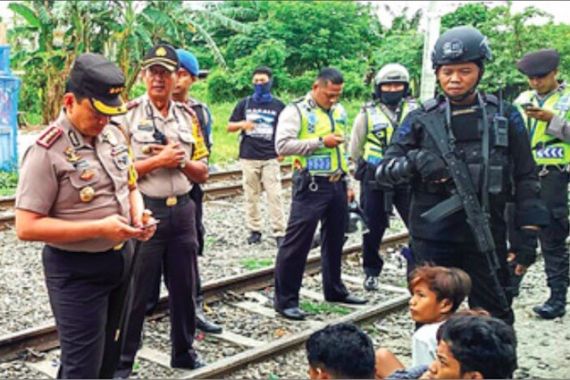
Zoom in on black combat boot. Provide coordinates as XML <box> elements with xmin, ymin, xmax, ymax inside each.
<box><xmin>533</xmin><ymin>286</ymin><xmax>567</xmax><ymax>319</ymax></box>
<box><xmin>196</xmin><ymin>301</ymin><xmax>222</xmax><ymax>334</ymax></box>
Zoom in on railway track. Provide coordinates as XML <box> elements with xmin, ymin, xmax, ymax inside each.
<box><xmin>0</xmin><ymin>232</ymin><xmax>410</xmax><ymax>379</ymax></box>
<box><xmin>0</xmin><ymin>164</ymin><xmax>292</xmax><ymax>226</ymax></box>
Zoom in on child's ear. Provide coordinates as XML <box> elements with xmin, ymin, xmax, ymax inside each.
<box><xmin>463</xmin><ymin>370</ymin><xmax>484</xmax><ymax>379</ymax></box>
<box><xmin>439</xmin><ymin>298</ymin><xmax>453</xmax><ymax>315</ymax></box>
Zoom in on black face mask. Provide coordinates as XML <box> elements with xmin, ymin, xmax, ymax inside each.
<box><xmin>380</xmin><ymin>90</ymin><xmax>405</xmax><ymax>106</ymax></box>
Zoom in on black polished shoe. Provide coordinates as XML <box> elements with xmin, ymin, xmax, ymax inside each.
<box><xmin>171</xmin><ymin>353</ymin><xmax>207</xmax><ymax>370</ymax></box>
<box><xmin>196</xmin><ymin>314</ymin><xmax>223</xmax><ymax>334</ymax></box>
<box><xmin>533</xmin><ymin>302</ymin><xmax>566</xmax><ymax>319</ymax></box>
<box><xmin>327</xmin><ymin>294</ymin><xmax>368</xmax><ymax>305</ymax></box>
<box><xmin>278</xmin><ymin>307</ymin><xmax>306</xmax><ymax>320</ymax></box>
<box><xmin>247</xmin><ymin>231</ymin><xmax>262</xmax><ymax>244</ymax></box>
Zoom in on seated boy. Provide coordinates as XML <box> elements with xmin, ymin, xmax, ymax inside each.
<box><xmin>389</xmin><ymin>314</ymin><xmax>517</xmax><ymax>379</ymax></box>
<box><xmin>306</xmin><ymin>323</ymin><xmax>375</xmax><ymax>379</ymax></box>
<box><xmin>376</xmin><ymin>266</ymin><xmax>472</xmax><ymax>378</ymax></box>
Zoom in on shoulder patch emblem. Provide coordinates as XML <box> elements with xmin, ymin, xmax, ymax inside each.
<box><xmin>36</xmin><ymin>125</ymin><xmax>63</xmax><ymax>149</ymax></box>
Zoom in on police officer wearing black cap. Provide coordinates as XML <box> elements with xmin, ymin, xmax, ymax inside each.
<box><xmin>375</xmin><ymin>26</ymin><xmax>548</xmax><ymax>324</ymax></box>
<box><xmin>513</xmin><ymin>49</ymin><xmax>570</xmax><ymax>319</ymax></box>
<box><xmin>15</xmin><ymin>53</ymin><xmax>156</xmax><ymax>378</ymax></box>
<box><xmin>114</xmin><ymin>44</ymin><xmax>208</xmax><ymax>376</ymax></box>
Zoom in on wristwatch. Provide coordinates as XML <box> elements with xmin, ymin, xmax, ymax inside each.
<box><xmin>318</xmin><ymin>136</ymin><xmax>324</xmax><ymax>148</ymax></box>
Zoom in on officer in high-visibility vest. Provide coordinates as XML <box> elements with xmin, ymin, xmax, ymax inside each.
<box><xmin>513</xmin><ymin>49</ymin><xmax>569</xmax><ymax>319</ymax></box>
<box><xmin>349</xmin><ymin>64</ymin><xmax>417</xmax><ymax>291</ymax></box>
<box><xmin>273</xmin><ymin>68</ymin><xmax>367</xmax><ymax>321</ymax></box>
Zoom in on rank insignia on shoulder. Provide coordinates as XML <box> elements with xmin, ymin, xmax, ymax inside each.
<box><xmin>177</xmin><ymin>102</ymin><xmax>197</xmax><ymax>117</ymax></box>
<box><xmin>126</xmin><ymin>99</ymin><xmax>142</xmax><ymax>110</ymax></box>
<box><xmin>37</xmin><ymin>125</ymin><xmax>63</xmax><ymax>149</ymax></box>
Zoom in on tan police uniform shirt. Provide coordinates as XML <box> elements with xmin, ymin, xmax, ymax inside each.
<box><xmin>115</xmin><ymin>95</ymin><xmax>196</xmax><ymax>198</ymax></box>
<box><xmin>16</xmin><ymin>111</ymin><xmax>133</xmax><ymax>252</ymax></box>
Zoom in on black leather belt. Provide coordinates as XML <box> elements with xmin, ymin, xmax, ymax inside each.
<box><xmin>143</xmin><ymin>193</ymin><xmax>190</xmax><ymax>208</ymax></box>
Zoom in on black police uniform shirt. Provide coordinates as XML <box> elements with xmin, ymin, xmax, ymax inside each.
<box><xmin>386</xmin><ymin>98</ymin><xmax>537</xmax><ymax>243</ymax></box>
<box><xmin>229</xmin><ymin>97</ymin><xmax>285</xmax><ymax>160</ymax></box>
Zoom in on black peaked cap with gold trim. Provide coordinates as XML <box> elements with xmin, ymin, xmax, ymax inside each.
<box><xmin>68</xmin><ymin>53</ymin><xmax>127</xmax><ymax>116</ymax></box>
<box><xmin>142</xmin><ymin>44</ymin><xmax>180</xmax><ymax>72</ymax></box>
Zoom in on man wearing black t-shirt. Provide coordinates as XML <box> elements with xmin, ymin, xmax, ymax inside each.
<box><xmin>227</xmin><ymin>67</ymin><xmax>286</xmax><ymax>246</ymax></box>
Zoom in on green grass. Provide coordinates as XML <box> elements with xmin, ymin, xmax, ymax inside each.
<box><xmin>208</xmin><ymin>98</ymin><xmax>364</xmax><ymax>165</ymax></box>
<box><xmin>299</xmin><ymin>300</ymin><xmax>351</xmax><ymax>316</ymax></box>
<box><xmin>240</xmin><ymin>257</ymin><xmax>274</xmax><ymax>271</ymax></box>
<box><xmin>0</xmin><ymin>171</ymin><xmax>18</xmax><ymax>196</ymax></box>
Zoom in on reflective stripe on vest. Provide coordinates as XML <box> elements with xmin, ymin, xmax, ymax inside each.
<box><xmin>362</xmin><ymin>101</ymin><xmax>412</xmax><ymax>166</ymax></box>
<box><xmin>515</xmin><ymin>86</ymin><xmax>570</xmax><ymax>165</ymax></box>
<box><xmin>293</xmin><ymin>96</ymin><xmax>349</xmax><ymax>175</ymax></box>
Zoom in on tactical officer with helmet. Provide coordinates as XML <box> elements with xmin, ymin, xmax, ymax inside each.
<box><xmin>273</xmin><ymin>68</ymin><xmax>367</xmax><ymax>321</ymax></box>
<box><xmin>15</xmin><ymin>53</ymin><xmax>156</xmax><ymax>378</ymax></box>
<box><xmin>115</xmin><ymin>44</ymin><xmax>209</xmax><ymax>376</ymax></box>
<box><xmin>375</xmin><ymin>26</ymin><xmax>548</xmax><ymax>324</ymax></box>
<box><xmin>513</xmin><ymin>49</ymin><xmax>570</xmax><ymax>319</ymax></box>
<box><xmin>350</xmin><ymin>63</ymin><xmax>416</xmax><ymax>291</ymax></box>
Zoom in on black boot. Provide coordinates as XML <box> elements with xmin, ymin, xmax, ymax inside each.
<box><xmin>196</xmin><ymin>302</ymin><xmax>223</xmax><ymax>334</ymax></box>
<box><xmin>533</xmin><ymin>286</ymin><xmax>567</xmax><ymax>319</ymax></box>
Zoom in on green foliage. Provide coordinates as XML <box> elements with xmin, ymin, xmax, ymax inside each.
<box><xmin>299</xmin><ymin>300</ymin><xmax>351</xmax><ymax>316</ymax></box>
<box><xmin>240</xmin><ymin>258</ymin><xmax>274</xmax><ymax>270</ymax></box>
<box><xmin>0</xmin><ymin>171</ymin><xmax>18</xmax><ymax>196</ymax></box>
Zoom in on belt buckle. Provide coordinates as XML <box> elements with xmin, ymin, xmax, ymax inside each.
<box><xmin>538</xmin><ymin>166</ymin><xmax>549</xmax><ymax>177</ymax></box>
<box><xmin>113</xmin><ymin>242</ymin><xmax>125</xmax><ymax>251</ymax></box>
<box><xmin>166</xmin><ymin>196</ymin><xmax>178</xmax><ymax>207</ymax></box>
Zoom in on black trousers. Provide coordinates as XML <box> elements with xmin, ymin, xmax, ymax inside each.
<box><xmin>116</xmin><ymin>195</ymin><xmax>199</xmax><ymax>377</ymax></box>
<box><xmin>145</xmin><ymin>186</ymin><xmax>206</xmax><ymax>314</ymax></box>
<box><xmin>43</xmin><ymin>242</ymin><xmax>133</xmax><ymax>379</ymax></box>
<box><xmin>538</xmin><ymin>169</ymin><xmax>570</xmax><ymax>290</ymax></box>
<box><xmin>411</xmin><ymin>237</ymin><xmax>514</xmax><ymax>325</ymax></box>
<box><xmin>361</xmin><ymin>179</ymin><xmax>411</xmax><ymax>277</ymax></box>
<box><xmin>274</xmin><ymin>176</ymin><xmax>350</xmax><ymax>310</ymax></box>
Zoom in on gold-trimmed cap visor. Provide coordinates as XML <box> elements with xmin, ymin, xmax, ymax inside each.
<box><xmin>141</xmin><ymin>58</ymin><xmax>178</xmax><ymax>72</ymax></box>
<box><xmin>91</xmin><ymin>96</ymin><xmax>127</xmax><ymax>116</ymax></box>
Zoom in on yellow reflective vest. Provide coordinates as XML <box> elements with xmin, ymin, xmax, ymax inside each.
<box><xmin>292</xmin><ymin>95</ymin><xmax>349</xmax><ymax>175</ymax></box>
<box><xmin>515</xmin><ymin>84</ymin><xmax>570</xmax><ymax>165</ymax></box>
<box><xmin>362</xmin><ymin>100</ymin><xmax>415</xmax><ymax>165</ymax></box>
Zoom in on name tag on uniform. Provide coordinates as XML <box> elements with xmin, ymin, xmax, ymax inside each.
<box><xmin>111</xmin><ymin>144</ymin><xmax>129</xmax><ymax>157</ymax></box>
<box><xmin>307</xmin><ymin>155</ymin><xmax>332</xmax><ymax>171</ymax></box>
<box><xmin>537</xmin><ymin>147</ymin><xmax>564</xmax><ymax>159</ymax></box>
<box><xmin>137</xmin><ymin>124</ymin><xmax>154</xmax><ymax>132</ymax></box>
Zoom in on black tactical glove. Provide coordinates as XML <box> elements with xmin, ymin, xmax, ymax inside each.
<box><xmin>514</xmin><ymin>228</ymin><xmax>539</xmax><ymax>267</ymax></box>
<box><xmin>375</xmin><ymin>157</ymin><xmax>413</xmax><ymax>186</ymax></box>
<box><xmin>408</xmin><ymin>149</ymin><xmax>449</xmax><ymax>182</ymax></box>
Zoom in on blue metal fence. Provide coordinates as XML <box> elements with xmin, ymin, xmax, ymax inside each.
<box><xmin>0</xmin><ymin>45</ymin><xmax>21</xmax><ymax>171</ymax></box>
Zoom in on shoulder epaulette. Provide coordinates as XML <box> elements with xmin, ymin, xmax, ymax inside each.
<box><xmin>108</xmin><ymin>120</ymin><xmax>130</xmax><ymax>143</ymax></box>
<box><xmin>484</xmin><ymin>94</ymin><xmax>499</xmax><ymax>106</ymax></box>
<box><xmin>421</xmin><ymin>98</ymin><xmax>440</xmax><ymax>112</ymax></box>
<box><xmin>36</xmin><ymin>125</ymin><xmax>63</xmax><ymax>149</ymax></box>
<box><xmin>126</xmin><ymin>99</ymin><xmax>141</xmax><ymax>110</ymax></box>
<box><xmin>176</xmin><ymin>102</ymin><xmax>197</xmax><ymax>117</ymax></box>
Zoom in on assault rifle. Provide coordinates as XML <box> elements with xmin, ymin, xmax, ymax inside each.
<box><xmin>419</xmin><ymin>100</ymin><xmax>508</xmax><ymax>310</ymax></box>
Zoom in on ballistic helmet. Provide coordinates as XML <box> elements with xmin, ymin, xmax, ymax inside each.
<box><xmin>432</xmin><ymin>26</ymin><xmax>491</xmax><ymax>69</ymax></box>
<box><xmin>374</xmin><ymin>63</ymin><xmax>410</xmax><ymax>86</ymax></box>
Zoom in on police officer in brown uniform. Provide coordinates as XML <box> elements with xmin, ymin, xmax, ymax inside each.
<box><xmin>15</xmin><ymin>53</ymin><xmax>156</xmax><ymax>379</ymax></box>
<box><xmin>115</xmin><ymin>44</ymin><xmax>208</xmax><ymax>376</ymax></box>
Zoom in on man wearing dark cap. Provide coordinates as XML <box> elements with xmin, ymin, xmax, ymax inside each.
<box><xmin>15</xmin><ymin>53</ymin><xmax>156</xmax><ymax>378</ymax></box>
<box><xmin>514</xmin><ymin>48</ymin><xmax>570</xmax><ymax>319</ymax></box>
<box><xmin>173</xmin><ymin>48</ymin><xmax>223</xmax><ymax>334</ymax></box>
<box><xmin>114</xmin><ymin>44</ymin><xmax>209</xmax><ymax>376</ymax></box>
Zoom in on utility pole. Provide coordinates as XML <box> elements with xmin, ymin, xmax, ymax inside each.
<box><xmin>420</xmin><ymin>1</ymin><xmax>441</xmax><ymax>102</ymax></box>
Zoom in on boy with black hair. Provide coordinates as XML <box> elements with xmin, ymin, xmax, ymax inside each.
<box><xmin>386</xmin><ymin>314</ymin><xmax>517</xmax><ymax>379</ymax></box>
<box><xmin>376</xmin><ymin>266</ymin><xmax>472</xmax><ymax>378</ymax></box>
<box><xmin>227</xmin><ymin>66</ymin><xmax>286</xmax><ymax>246</ymax></box>
<box><xmin>306</xmin><ymin>323</ymin><xmax>375</xmax><ymax>379</ymax></box>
